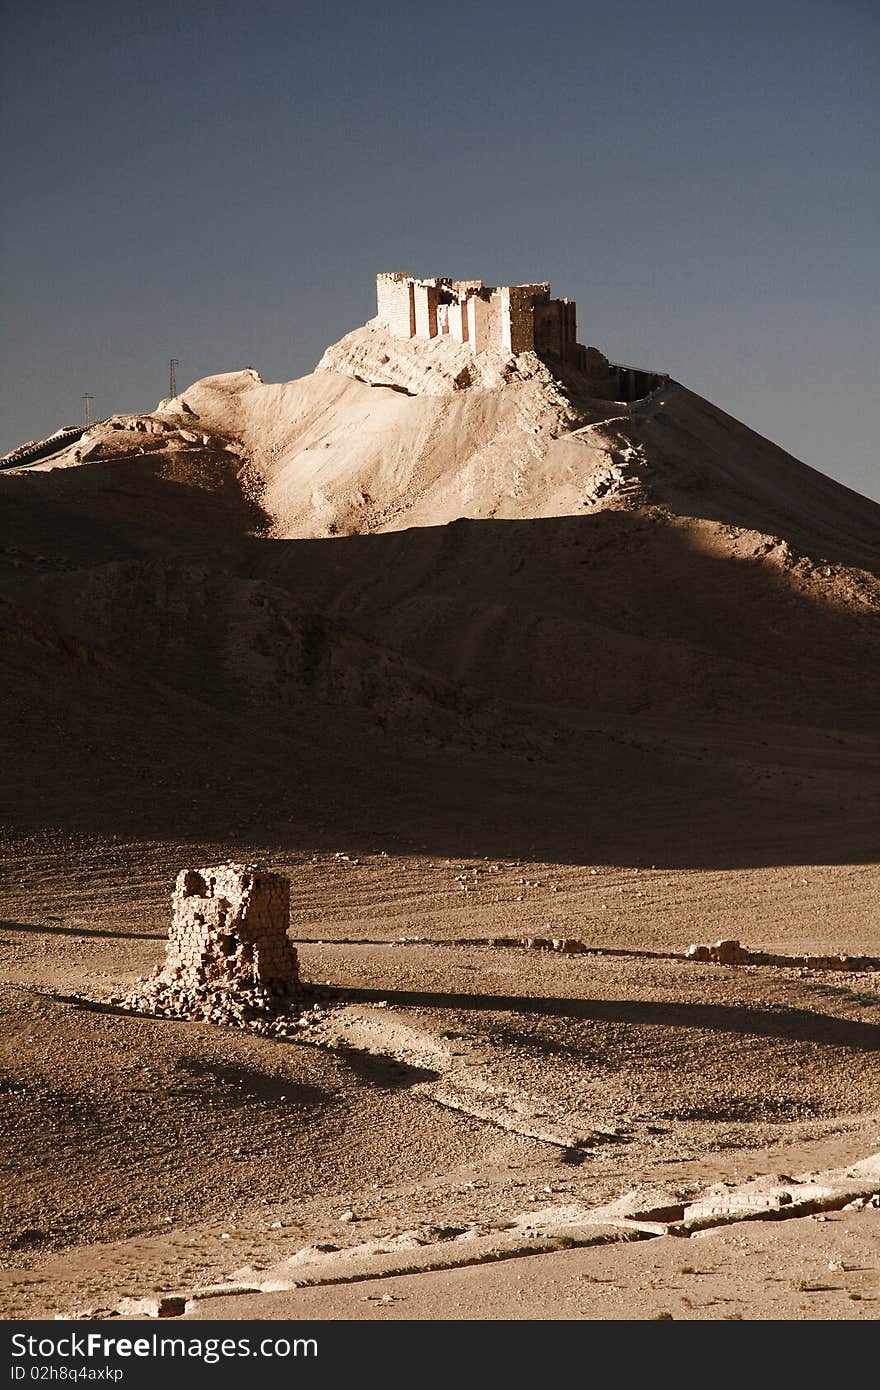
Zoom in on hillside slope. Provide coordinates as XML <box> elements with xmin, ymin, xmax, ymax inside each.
<box><xmin>174</xmin><ymin>321</ymin><xmax>880</xmax><ymax>572</ymax></box>
<box><xmin>1</xmin><ymin>321</ymin><xmax>877</xmax><ymax>866</ymax></box>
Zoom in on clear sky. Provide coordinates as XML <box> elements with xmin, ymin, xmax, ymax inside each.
<box><xmin>2</xmin><ymin>0</ymin><xmax>877</xmax><ymax>499</ymax></box>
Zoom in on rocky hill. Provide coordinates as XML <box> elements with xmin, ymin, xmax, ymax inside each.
<box><xmin>1</xmin><ymin>318</ymin><xmax>878</xmax><ymax>866</ymax></box>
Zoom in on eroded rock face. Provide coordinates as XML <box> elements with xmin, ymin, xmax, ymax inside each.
<box><xmin>315</xmin><ymin>319</ymin><xmax>584</xmax><ymax>408</ymax></box>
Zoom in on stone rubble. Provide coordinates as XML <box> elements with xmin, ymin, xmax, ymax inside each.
<box><xmin>685</xmin><ymin>938</ymin><xmax>879</xmax><ymax>971</ymax></box>
<box><xmin>116</xmin><ymin>1294</ymin><xmax>187</xmax><ymax>1319</ymax></box>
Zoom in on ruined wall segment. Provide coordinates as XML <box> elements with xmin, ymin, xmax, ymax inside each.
<box><xmin>534</xmin><ymin>297</ymin><xmax>577</xmax><ymax>361</ymax></box>
<box><xmin>166</xmin><ymin>863</ymin><xmax>298</xmax><ymax>994</ymax></box>
<box><xmin>446</xmin><ymin>298</ymin><xmax>469</xmax><ymax>343</ymax></box>
<box><xmin>118</xmin><ymin>862</ymin><xmax>316</xmax><ymax>1030</ymax></box>
<box><xmin>499</xmin><ymin>284</ymin><xmax>548</xmax><ymax>354</ymax></box>
<box><xmin>466</xmin><ymin>292</ymin><xmax>491</xmax><ymax>352</ymax></box>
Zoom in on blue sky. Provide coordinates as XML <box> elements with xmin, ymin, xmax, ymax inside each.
<box><xmin>1</xmin><ymin>0</ymin><xmax>877</xmax><ymax>499</ymax></box>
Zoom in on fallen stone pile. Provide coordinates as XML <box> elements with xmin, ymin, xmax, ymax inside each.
<box><xmin>685</xmin><ymin>938</ymin><xmax>879</xmax><ymax>971</ymax></box>
<box><xmin>121</xmin><ymin>975</ymin><xmax>298</xmax><ymax>1032</ymax></box>
<box><xmin>522</xmin><ymin>936</ymin><xmax>590</xmax><ymax>954</ymax></box>
<box><xmin>481</xmin><ymin>935</ymin><xmax>592</xmax><ymax>953</ymax></box>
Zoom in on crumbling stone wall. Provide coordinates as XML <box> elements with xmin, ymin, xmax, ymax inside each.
<box><xmin>445</xmin><ymin>298</ymin><xmax>469</xmax><ymax>343</ymax></box>
<box><xmin>165</xmin><ymin>863</ymin><xmax>298</xmax><ymax>994</ymax></box>
<box><xmin>685</xmin><ymin>938</ymin><xmax>879</xmax><ymax>972</ymax></box>
<box><xmin>534</xmin><ymin>297</ymin><xmax>577</xmax><ymax>360</ymax></box>
<box><xmin>466</xmin><ymin>290</ymin><xmax>491</xmax><ymax>352</ymax></box>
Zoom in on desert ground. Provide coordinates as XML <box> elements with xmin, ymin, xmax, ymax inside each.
<box><xmin>1</xmin><ymin>316</ymin><xmax>878</xmax><ymax>1320</ymax></box>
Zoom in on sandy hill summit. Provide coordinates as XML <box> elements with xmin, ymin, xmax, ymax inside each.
<box><xmin>1</xmin><ymin>284</ymin><xmax>878</xmax><ymax>864</ymax></box>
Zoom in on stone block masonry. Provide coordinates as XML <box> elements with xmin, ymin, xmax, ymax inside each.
<box><xmin>376</xmin><ymin>272</ymin><xmax>415</xmax><ymax>338</ymax></box>
<box><xmin>376</xmin><ymin>274</ymin><xmax>580</xmax><ymax>365</ymax></box>
<box><xmin>167</xmin><ymin>863</ymin><xmax>299</xmax><ymax>993</ymax></box>
<box><xmin>500</xmin><ymin>283</ymin><xmax>550</xmax><ymax>354</ymax></box>
<box><xmin>374</xmin><ymin>272</ymin><xmax>668</xmax><ymax>400</ymax></box>
<box><xmin>413</xmin><ymin>280</ymin><xmax>439</xmax><ymax>339</ymax></box>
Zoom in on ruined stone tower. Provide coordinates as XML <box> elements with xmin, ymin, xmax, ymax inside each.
<box><xmin>165</xmin><ymin>863</ymin><xmax>299</xmax><ymax>994</ymax></box>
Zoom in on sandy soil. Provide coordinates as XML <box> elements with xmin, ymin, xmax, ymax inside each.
<box><xmin>1</xmin><ymin>849</ymin><xmax>878</xmax><ymax>1318</ymax></box>
<box><xmin>0</xmin><ymin>324</ymin><xmax>877</xmax><ymax>1320</ymax></box>
<box><xmin>195</xmin><ymin>1206</ymin><xmax>880</xmax><ymax>1322</ymax></box>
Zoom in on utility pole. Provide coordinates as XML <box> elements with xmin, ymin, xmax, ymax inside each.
<box><xmin>82</xmin><ymin>393</ymin><xmax>93</xmax><ymax>428</ymax></box>
<box><xmin>169</xmin><ymin>358</ymin><xmax>179</xmax><ymax>399</ymax></box>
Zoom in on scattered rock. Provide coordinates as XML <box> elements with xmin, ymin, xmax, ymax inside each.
<box><xmin>116</xmin><ymin>1294</ymin><xmax>186</xmax><ymax>1319</ymax></box>
<box><xmin>685</xmin><ymin>939</ymin><xmax>879</xmax><ymax>972</ymax></box>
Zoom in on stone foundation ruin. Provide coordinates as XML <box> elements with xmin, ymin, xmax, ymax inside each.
<box><xmin>685</xmin><ymin>938</ymin><xmax>879</xmax><ymax>972</ymax></box>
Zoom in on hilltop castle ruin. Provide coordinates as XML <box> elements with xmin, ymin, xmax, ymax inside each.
<box><xmin>377</xmin><ymin>273</ymin><xmax>579</xmax><ymax>361</ymax></box>
<box><xmin>376</xmin><ymin>273</ymin><xmax>662</xmax><ymax>400</ymax></box>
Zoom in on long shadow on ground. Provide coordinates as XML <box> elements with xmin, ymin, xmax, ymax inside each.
<box><xmin>331</xmin><ymin>986</ymin><xmax>880</xmax><ymax>1052</ymax></box>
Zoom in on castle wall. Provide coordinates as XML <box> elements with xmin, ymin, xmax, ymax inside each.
<box><xmin>533</xmin><ymin>300</ymin><xmax>560</xmax><ymax>356</ymax></box>
<box><xmin>561</xmin><ymin>299</ymin><xmax>577</xmax><ymax>359</ymax></box>
<box><xmin>447</xmin><ymin>298</ymin><xmax>469</xmax><ymax>343</ymax></box>
<box><xmin>610</xmin><ymin>364</ymin><xmax>664</xmax><ymax>401</ymax></box>
<box><xmin>534</xmin><ymin>298</ymin><xmax>578</xmax><ymax>360</ymax></box>
<box><xmin>486</xmin><ymin>291</ymin><xmax>504</xmax><ymax>350</ymax></box>
<box><xmin>376</xmin><ymin>272</ymin><xmax>415</xmax><ymax>338</ymax></box>
<box><xmin>499</xmin><ymin>283</ymin><xmax>550</xmax><ymax>354</ymax></box>
<box><xmin>413</xmin><ymin>281</ymin><xmax>439</xmax><ymax>338</ymax></box>
<box><xmin>466</xmin><ymin>293</ymin><xmax>491</xmax><ymax>352</ymax></box>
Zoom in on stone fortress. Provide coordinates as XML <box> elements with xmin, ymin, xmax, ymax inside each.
<box><xmin>376</xmin><ymin>272</ymin><xmax>663</xmax><ymax>400</ymax></box>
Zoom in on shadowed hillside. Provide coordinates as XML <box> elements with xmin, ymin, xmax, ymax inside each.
<box><xmin>1</xmin><ymin>329</ymin><xmax>877</xmax><ymax>868</ymax></box>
